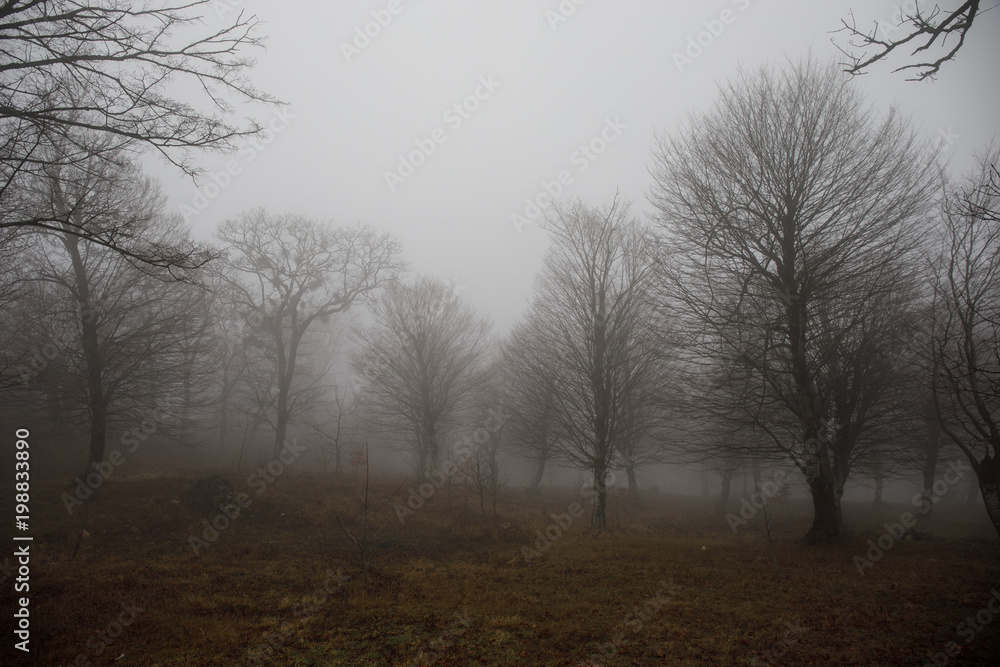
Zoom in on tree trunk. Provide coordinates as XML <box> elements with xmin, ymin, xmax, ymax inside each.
<box><xmin>719</xmin><ymin>467</ymin><xmax>734</xmax><ymax>515</ymax></box>
<box><xmin>591</xmin><ymin>465</ymin><xmax>608</xmax><ymax>530</ymax></box>
<box><xmin>751</xmin><ymin>458</ymin><xmax>762</xmax><ymax>489</ymax></box>
<box><xmin>415</xmin><ymin>425</ymin><xmax>427</xmax><ymax>479</ymax></box>
<box><xmin>274</xmin><ymin>410</ymin><xmax>288</xmax><ymax>457</ymax></box>
<box><xmin>873</xmin><ymin>469</ymin><xmax>884</xmax><ymax>506</ymax></box>
<box><xmin>832</xmin><ymin>464</ymin><xmax>847</xmax><ymax>532</ymax></box>
<box><xmin>921</xmin><ymin>450</ymin><xmax>939</xmax><ymax>520</ymax></box>
<box><xmin>626</xmin><ymin>464</ymin><xmax>638</xmax><ymax>496</ymax></box>
<box><xmin>804</xmin><ymin>473</ymin><xmax>840</xmax><ymax>544</ymax></box>
<box><xmin>88</xmin><ymin>404</ymin><xmax>108</xmax><ymax>471</ymax></box>
<box><xmin>217</xmin><ymin>393</ymin><xmax>229</xmax><ymax>469</ymax></box>
<box><xmin>274</xmin><ymin>373</ymin><xmax>290</xmax><ymax>458</ymax></box>
<box><xmin>528</xmin><ymin>446</ymin><xmax>548</xmax><ymax>494</ymax></box>
<box><xmin>428</xmin><ymin>430</ymin><xmax>440</xmax><ymax>474</ymax></box>
<box><xmin>976</xmin><ymin>458</ymin><xmax>1000</xmax><ymax>539</ymax></box>
<box><xmin>61</xmin><ymin>232</ymin><xmax>107</xmax><ymax>470</ymax></box>
<box><xmin>273</xmin><ymin>320</ymin><xmax>304</xmax><ymax>458</ymax></box>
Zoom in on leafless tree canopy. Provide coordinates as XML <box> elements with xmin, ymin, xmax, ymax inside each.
<box><xmin>649</xmin><ymin>60</ymin><xmax>938</xmax><ymax>542</ymax></box>
<box><xmin>0</xmin><ymin>0</ymin><xmax>274</xmax><ymax>269</ymax></box>
<box><xmin>216</xmin><ymin>210</ymin><xmax>404</xmax><ymax>456</ymax></box>
<box><xmin>8</xmin><ymin>147</ymin><xmax>208</xmax><ymax>467</ymax></box>
<box><xmin>930</xmin><ymin>145</ymin><xmax>1000</xmax><ymax>532</ymax></box>
<box><xmin>352</xmin><ymin>276</ymin><xmax>492</xmax><ymax>478</ymax></box>
<box><xmin>517</xmin><ymin>198</ymin><xmax>666</xmax><ymax>528</ymax></box>
<box><xmin>837</xmin><ymin>1</ymin><xmax>983</xmax><ymax>80</ymax></box>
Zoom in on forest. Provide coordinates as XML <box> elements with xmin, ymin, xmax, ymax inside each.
<box><xmin>0</xmin><ymin>1</ymin><xmax>998</xmax><ymax>665</ymax></box>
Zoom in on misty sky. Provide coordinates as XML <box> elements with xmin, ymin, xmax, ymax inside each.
<box><xmin>149</xmin><ymin>0</ymin><xmax>1000</xmax><ymax>333</ymax></box>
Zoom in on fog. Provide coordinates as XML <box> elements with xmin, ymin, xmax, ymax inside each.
<box><xmin>2</xmin><ymin>1</ymin><xmax>1000</xmax><ymax>665</ymax></box>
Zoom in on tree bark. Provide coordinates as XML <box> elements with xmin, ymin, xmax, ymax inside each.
<box><xmin>921</xmin><ymin>451</ymin><xmax>939</xmax><ymax>520</ymax></box>
<box><xmin>805</xmin><ymin>473</ymin><xmax>840</xmax><ymax>545</ymax></box>
<box><xmin>832</xmin><ymin>460</ymin><xmax>848</xmax><ymax>531</ymax></box>
<box><xmin>61</xmin><ymin>232</ymin><xmax>108</xmax><ymax>470</ymax></box>
<box><xmin>719</xmin><ymin>467</ymin><xmax>734</xmax><ymax>515</ymax></box>
<box><xmin>217</xmin><ymin>369</ymin><xmax>230</xmax><ymax>469</ymax></box>
<box><xmin>626</xmin><ymin>464</ymin><xmax>638</xmax><ymax>496</ymax></box>
<box><xmin>976</xmin><ymin>458</ymin><xmax>1000</xmax><ymax>539</ymax></box>
<box><xmin>591</xmin><ymin>464</ymin><xmax>608</xmax><ymax>530</ymax></box>
<box><xmin>528</xmin><ymin>445</ymin><xmax>549</xmax><ymax>494</ymax></box>
<box><xmin>803</xmin><ymin>428</ymin><xmax>840</xmax><ymax>544</ymax></box>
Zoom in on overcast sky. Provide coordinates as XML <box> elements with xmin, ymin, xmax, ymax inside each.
<box><xmin>149</xmin><ymin>0</ymin><xmax>1000</xmax><ymax>333</ymax></box>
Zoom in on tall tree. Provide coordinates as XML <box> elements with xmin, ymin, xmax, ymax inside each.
<box><xmin>16</xmin><ymin>151</ymin><xmax>204</xmax><ymax>468</ymax></box>
<box><xmin>502</xmin><ymin>320</ymin><xmax>562</xmax><ymax>494</ymax></box>
<box><xmin>524</xmin><ymin>198</ymin><xmax>660</xmax><ymax>529</ymax></box>
<box><xmin>352</xmin><ymin>276</ymin><xmax>492</xmax><ymax>479</ymax></box>
<box><xmin>649</xmin><ymin>60</ymin><xmax>937</xmax><ymax>543</ymax></box>
<box><xmin>217</xmin><ymin>210</ymin><xmax>402</xmax><ymax>457</ymax></box>
<box><xmin>929</xmin><ymin>145</ymin><xmax>1000</xmax><ymax>537</ymax></box>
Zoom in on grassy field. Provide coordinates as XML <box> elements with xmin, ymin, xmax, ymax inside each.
<box><xmin>6</xmin><ymin>470</ymin><xmax>1000</xmax><ymax>666</ymax></box>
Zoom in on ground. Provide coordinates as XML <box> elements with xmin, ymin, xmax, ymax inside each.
<box><xmin>6</xmin><ymin>472</ymin><xmax>1000</xmax><ymax>666</ymax></box>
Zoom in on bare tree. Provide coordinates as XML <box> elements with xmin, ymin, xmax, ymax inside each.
<box><xmin>650</xmin><ymin>60</ymin><xmax>937</xmax><ymax>543</ymax></box>
<box><xmin>465</xmin><ymin>359</ymin><xmax>507</xmax><ymax>518</ymax></box>
<box><xmin>198</xmin><ymin>275</ymin><xmax>251</xmax><ymax>468</ymax></box>
<box><xmin>929</xmin><ymin>145</ymin><xmax>1000</xmax><ymax>537</ymax></box>
<box><xmin>312</xmin><ymin>383</ymin><xmax>359</xmax><ymax>475</ymax></box>
<box><xmin>502</xmin><ymin>322</ymin><xmax>561</xmax><ymax>494</ymax></box>
<box><xmin>0</xmin><ymin>1</ymin><xmax>275</xmax><ymax>268</ymax></box>
<box><xmin>523</xmin><ymin>197</ymin><xmax>660</xmax><ymax>530</ymax></box>
<box><xmin>336</xmin><ymin>443</ymin><xmax>399</xmax><ymax>585</ymax></box>
<box><xmin>14</xmin><ymin>152</ymin><xmax>206</xmax><ymax>468</ymax></box>
<box><xmin>837</xmin><ymin>1</ymin><xmax>982</xmax><ymax>81</ymax></box>
<box><xmin>216</xmin><ymin>210</ymin><xmax>402</xmax><ymax>458</ymax></box>
<box><xmin>352</xmin><ymin>276</ymin><xmax>492</xmax><ymax>479</ymax></box>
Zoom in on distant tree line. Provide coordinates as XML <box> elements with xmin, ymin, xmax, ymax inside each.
<box><xmin>0</xmin><ymin>1</ymin><xmax>997</xmax><ymax>545</ymax></box>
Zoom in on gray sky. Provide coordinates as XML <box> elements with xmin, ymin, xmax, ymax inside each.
<box><xmin>151</xmin><ymin>0</ymin><xmax>1000</xmax><ymax>332</ymax></box>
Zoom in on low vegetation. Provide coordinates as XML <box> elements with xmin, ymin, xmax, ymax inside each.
<box><xmin>16</xmin><ymin>473</ymin><xmax>999</xmax><ymax>666</ymax></box>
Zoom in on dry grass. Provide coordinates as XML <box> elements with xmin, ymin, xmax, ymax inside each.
<box><xmin>8</xmin><ymin>472</ymin><xmax>1000</xmax><ymax>666</ymax></box>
